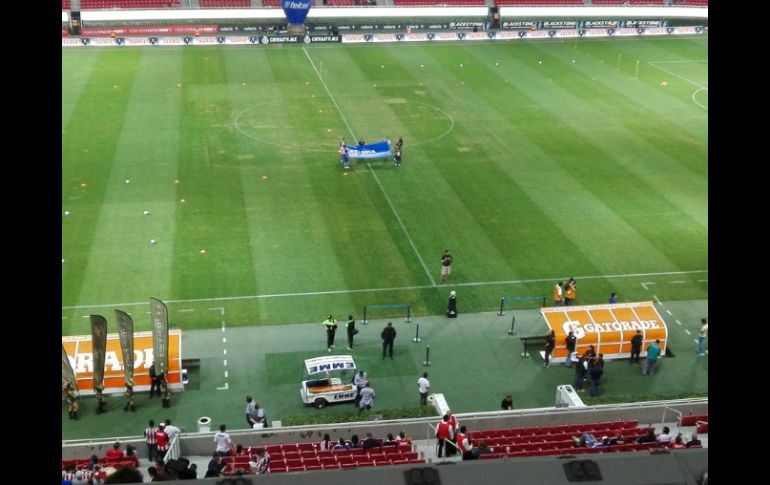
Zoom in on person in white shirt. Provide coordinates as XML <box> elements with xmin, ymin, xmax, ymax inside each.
<box><xmin>417</xmin><ymin>372</ymin><xmax>430</xmax><ymax>406</ymax></box>
<box><xmin>353</xmin><ymin>370</ymin><xmax>368</xmax><ymax>407</ymax></box>
<box><xmin>213</xmin><ymin>424</ymin><xmax>232</xmax><ymax>456</ymax></box>
<box><xmin>249</xmin><ymin>448</ymin><xmax>271</xmax><ymax>474</ymax></box>
<box><xmin>657</xmin><ymin>426</ymin><xmax>673</xmax><ymax>443</ymax></box>
<box><xmin>358</xmin><ymin>381</ymin><xmax>375</xmax><ymax>411</ymax></box>
<box><xmin>163</xmin><ymin>419</ymin><xmax>181</xmax><ymax>443</ymax></box>
<box><xmin>696</xmin><ymin>318</ymin><xmax>708</xmax><ymax>356</ymax></box>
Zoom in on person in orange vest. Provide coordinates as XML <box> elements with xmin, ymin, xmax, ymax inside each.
<box><xmin>435</xmin><ymin>415</ymin><xmax>454</xmax><ymax>458</ymax></box>
<box><xmin>553</xmin><ymin>281</ymin><xmax>564</xmax><ymax>306</ymax></box>
<box><xmin>456</xmin><ymin>425</ymin><xmax>474</xmax><ymax>460</ymax></box>
<box><xmin>564</xmin><ymin>278</ymin><xmax>576</xmax><ymax>306</ymax></box>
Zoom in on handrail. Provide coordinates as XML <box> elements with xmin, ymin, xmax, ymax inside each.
<box><xmin>663</xmin><ymin>405</ymin><xmax>683</xmax><ymax>435</ymax></box>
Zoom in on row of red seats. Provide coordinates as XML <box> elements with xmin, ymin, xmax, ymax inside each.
<box><xmin>679</xmin><ymin>0</ymin><xmax>707</xmax><ymax>5</ymax></box>
<box><xmin>592</xmin><ymin>0</ymin><xmax>664</xmax><ymax>3</ymax></box>
<box><xmin>62</xmin><ymin>455</ymin><xmax>139</xmax><ymax>471</ymax></box>
<box><xmin>469</xmin><ymin>420</ymin><xmax>639</xmax><ymax>440</ymax></box>
<box><xmin>481</xmin><ymin>428</ymin><xmax>649</xmax><ymax>448</ymax></box>
<box><xmin>497</xmin><ymin>0</ymin><xmax>583</xmax><ymax>4</ymax></box>
<box><xmin>393</xmin><ymin>0</ymin><xmax>486</xmax><ymax>4</ymax></box>
<box><xmin>271</xmin><ymin>457</ymin><xmax>425</xmax><ymax>474</ymax></box>
<box><xmin>62</xmin><ymin>0</ymin><xmax>72</xmax><ymax>9</ymax></box>
<box><xmin>259</xmin><ymin>439</ymin><xmax>412</xmax><ymax>456</ymax></box>
<box><xmin>199</xmin><ymin>0</ymin><xmax>252</xmax><ymax>7</ymax></box>
<box><xmin>679</xmin><ymin>414</ymin><xmax>707</xmax><ymax>427</ymax></box>
<box><xmin>80</xmin><ymin>0</ymin><xmax>179</xmax><ymax>9</ymax></box>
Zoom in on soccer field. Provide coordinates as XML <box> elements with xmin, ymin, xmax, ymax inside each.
<box><xmin>62</xmin><ymin>36</ymin><xmax>707</xmax><ymax>335</ymax></box>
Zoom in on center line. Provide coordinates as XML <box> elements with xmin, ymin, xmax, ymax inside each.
<box><xmin>302</xmin><ymin>46</ymin><xmax>436</xmax><ymax>287</ymax></box>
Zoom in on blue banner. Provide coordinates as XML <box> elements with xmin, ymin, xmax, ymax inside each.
<box><xmin>282</xmin><ymin>0</ymin><xmax>312</xmax><ymax>25</ymax></box>
<box><xmin>347</xmin><ymin>141</ymin><xmax>392</xmax><ymax>159</ymax></box>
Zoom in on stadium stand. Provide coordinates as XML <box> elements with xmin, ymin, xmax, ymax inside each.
<box><xmin>678</xmin><ymin>0</ymin><xmax>708</xmax><ymax>5</ymax></box>
<box><xmin>393</xmin><ymin>0</ymin><xmax>487</xmax><ymax>5</ymax></box>
<box><xmin>61</xmin><ymin>454</ymin><xmax>139</xmax><ymax>471</ymax></box>
<box><xmin>199</xmin><ymin>0</ymin><xmax>252</xmax><ymax>7</ymax></box>
<box><xmin>62</xmin><ymin>0</ymin><xmax>72</xmax><ymax>9</ymax></box>
<box><xmin>80</xmin><ymin>0</ymin><xmax>181</xmax><ymax>9</ymax></box>
<box><xmin>496</xmin><ymin>0</ymin><xmax>583</xmax><ymax>5</ymax></box>
<box><xmin>592</xmin><ymin>0</ymin><xmax>665</xmax><ymax>4</ymax></box>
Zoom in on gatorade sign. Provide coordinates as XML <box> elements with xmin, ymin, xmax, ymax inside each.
<box><xmin>62</xmin><ymin>329</ymin><xmax>183</xmax><ymax>395</ymax></box>
<box><xmin>541</xmin><ymin>301</ymin><xmax>667</xmax><ymax>363</ymax></box>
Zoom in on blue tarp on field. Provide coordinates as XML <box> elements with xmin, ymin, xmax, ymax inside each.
<box><xmin>346</xmin><ymin>141</ymin><xmax>392</xmax><ymax>159</ymax></box>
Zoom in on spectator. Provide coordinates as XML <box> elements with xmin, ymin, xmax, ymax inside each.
<box><xmin>670</xmin><ymin>434</ymin><xmax>686</xmax><ymax>449</ymax></box>
<box><xmin>147</xmin><ymin>466</ymin><xmax>161</xmax><ymax>482</ymax></box>
<box><xmin>588</xmin><ymin>359</ymin><xmax>604</xmax><ymax>397</ymax></box>
<box><xmin>636</xmin><ymin>428</ymin><xmax>657</xmax><ymax>444</ymax></box>
<box><xmin>501</xmin><ymin>394</ymin><xmax>514</xmax><ymax>410</ymax></box>
<box><xmin>362</xmin><ymin>432</ymin><xmax>381</xmax><ymax>450</ymax></box>
<box><xmin>251</xmin><ymin>403</ymin><xmax>268</xmax><ymax>428</ymax></box>
<box><xmin>163</xmin><ymin>419</ymin><xmax>181</xmax><ymax>442</ymax></box>
<box><xmin>353</xmin><ymin>370</ymin><xmax>368</xmax><ymax>407</ymax></box>
<box><xmin>609</xmin><ymin>292</ymin><xmax>618</xmax><ymax>304</ymax></box>
<box><xmin>214</xmin><ymin>424</ymin><xmax>233</xmax><ymax>456</ymax></box>
<box><xmin>104</xmin><ymin>466</ymin><xmax>143</xmax><ymax>483</ymax></box>
<box><xmin>63</xmin><ymin>464</ymin><xmax>76</xmax><ymax>482</ymax></box>
<box><xmin>87</xmin><ymin>455</ymin><xmax>100</xmax><ymax>470</ymax></box>
<box><xmin>350</xmin><ymin>434</ymin><xmax>361</xmax><ymax>448</ymax></box>
<box><xmin>471</xmin><ymin>440</ymin><xmax>493</xmax><ymax>459</ymax></box>
<box><xmin>445</xmin><ymin>409</ymin><xmax>459</xmax><ymax>457</ymax></box>
<box><xmin>381</xmin><ymin>322</ymin><xmax>397</xmax><ymax>359</ymax></box>
<box><xmin>333</xmin><ymin>437</ymin><xmax>349</xmax><ymax>450</ymax></box>
<box><xmin>144</xmin><ymin>420</ymin><xmax>158</xmax><ymax>462</ymax></box>
<box><xmin>319</xmin><ymin>433</ymin><xmax>333</xmax><ymax>450</ymax></box>
<box><xmin>124</xmin><ymin>445</ymin><xmax>136</xmax><ymax>458</ymax></box>
<box><xmin>235</xmin><ymin>444</ymin><xmax>245</xmax><ymax>456</ymax></box>
<box><xmin>383</xmin><ymin>433</ymin><xmax>397</xmax><ymax>446</ymax></box>
<box><xmin>629</xmin><ymin>330</ymin><xmax>643</xmax><ymax>365</ymax></box>
<box><xmin>657</xmin><ymin>426</ymin><xmax>673</xmax><ymax>444</ymax></box>
<box><xmin>685</xmin><ymin>432</ymin><xmax>702</xmax><ymax>448</ymax></box>
<box><xmin>91</xmin><ymin>464</ymin><xmax>107</xmax><ymax>485</ymax></box>
<box><xmin>456</xmin><ymin>425</ymin><xmax>474</xmax><ymax>460</ymax></box>
<box><xmin>395</xmin><ymin>431</ymin><xmax>408</xmax><ymax>442</ymax></box>
<box><xmin>643</xmin><ymin>339</ymin><xmax>662</xmax><ymax>376</ymax></box>
<box><xmin>205</xmin><ymin>454</ymin><xmax>226</xmax><ymax>478</ymax></box>
<box><xmin>154</xmin><ymin>423</ymin><xmax>169</xmax><ymax>461</ymax></box>
<box><xmin>544</xmin><ymin>330</ymin><xmax>556</xmax><ymax>367</ymax></box>
<box><xmin>417</xmin><ymin>372</ymin><xmax>430</xmax><ymax>406</ymax></box>
<box><xmin>358</xmin><ymin>381</ymin><xmax>375</xmax><ymax>411</ymax></box>
<box><xmin>564</xmin><ymin>332</ymin><xmax>577</xmax><ymax>368</ymax></box>
<box><xmin>71</xmin><ymin>470</ymin><xmax>89</xmax><ymax>485</ymax></box>
<box><xmin>249</xmin><ymin>448</ymin><xmax>271</xmax><ymax>474</ymax></box>
<box><xmin>436</xmin><ymin>415</ymin><xmax>454</xmax><ymax>458</ymax></box>
<box><xmin>106</xmin><ymin>442</ymin><xmax>123</xmax><ymax>459</ymax></box>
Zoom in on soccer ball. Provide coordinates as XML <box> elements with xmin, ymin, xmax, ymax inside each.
<box><xmin>125</xmin><ymin>179</ymin><xmax>130</xmax><ymax>184</ymax></box>
<box><xmin>538</xmin><ymin>61</ymin><xmax>543</xmax><ymax>64</ymax></box>
<box><xmin>143</xmin><ymin>210</ymin><xmax>150</xmax><ymax>216</ymax></box>
<box><xmin>64</xmin><ymin>211</ymin><xmax>70</xmax><ymax>216</ymax></box>
<box><xmin>661</xmin><ymin>81</ymin><xmax>669</xmax><ymax>87</ymax></box>
<box><xmin>150</xmin><ymin>239</ymin><xmax>157</xmax><ymax>245</ymax></box>
<box><xmin>459</xmin><ymin>64</ymin><xmax>463</xmax><ymax>67</ymax></box>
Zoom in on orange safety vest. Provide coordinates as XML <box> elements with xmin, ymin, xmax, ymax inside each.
<box><xmin>554</xmin><ymin>285</ymin><xmax>563</xmax><ymax>302</ymax></box>
<box><xmin>566</xmin><ymin>284</ymin><xmax>576</xmax><ymax>299</ymax></box>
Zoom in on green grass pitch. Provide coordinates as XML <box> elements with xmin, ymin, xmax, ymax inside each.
<box><xmin>62</xmin><ymin>36</ymin><xmax>707</xmax><ymax>334</ymax></box>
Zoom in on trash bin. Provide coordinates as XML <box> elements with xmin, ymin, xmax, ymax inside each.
<box><xmin>197</xmin><ymin>417</ymin><xmax>211</xmax><ymax>433</ymax></box>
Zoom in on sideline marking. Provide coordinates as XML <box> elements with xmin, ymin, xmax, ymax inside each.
<box><xmin>62</xmin><ymin>270</ymin><xmax>708</xmax><ymax>310</ymax></box>
<box><xmin>641</xmin><ymin>282</ymin><xmax>655</xmax><ymax>290</ymax></box>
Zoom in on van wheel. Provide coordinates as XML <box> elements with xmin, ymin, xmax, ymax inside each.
<box><xmin>314</xmin><ymin>398</ymin><xmax>328</xmax><ymax>409</ymax></box>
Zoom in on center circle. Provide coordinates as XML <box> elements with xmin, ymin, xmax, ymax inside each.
<box><xmin>234</xmin><ymin>97</ymin><xmax>454</xmax><ymax>152</ymax></box>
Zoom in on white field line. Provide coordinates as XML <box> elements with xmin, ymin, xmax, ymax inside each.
<box><xmin>61</xmin><ymin>269</ymin><xmax>707</xmax><ymax>310</ymax></box>
<box><xmin>684</xmin><ymin>329</ymin><xmax>691</xmax><ymax>335</ymax></box>
<box><xmin>641</xmin><ymin>282</ymin><xmax>655</xmax><ymax>290</ymax></box>
<box><xmin>302</xmin><ymin>46</ymin><xmax>436</xmax><ymax>286</ymax></box>
<box><xmin>653</xmin><ymin>295</ymin><xmax>663</xmax><ymax>305</ymax></box>
<box><xmin>648</xmin><ymin>61</ymin><xmax>708</xmax><ymax>110</ymax></box>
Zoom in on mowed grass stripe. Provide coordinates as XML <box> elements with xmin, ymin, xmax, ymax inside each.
<box><xmin>520</xmin><ymin>43</ymin><xmax>708</xmax><ymax>230</ymax></box>
<box><xmin>74</xmin><ymin>50</ymin><xmax>184</xmax><ymax>306</ymax></box>
<box><xmin>455</xmin><ymin>45</ymin><xmax>707</xmax><ymax>270</ymax></box>
<box><xmin>530</xmin><ymin>40</ymin><xmax>708</xmax><ymax>178</ymax></box>
<box><xmin>171</xmin><ymin>48</ymin><xmax>259</xmax><ymax>301</ymax></box>
<box><xmin>62</xmin><ymin>50</ymin><xmax>143</xmax><ymax>314</ymax></box>
<box><xmin>62</xmin><ymin>50</ymin><xmax>102</xmax><ymax>128</ymax></box>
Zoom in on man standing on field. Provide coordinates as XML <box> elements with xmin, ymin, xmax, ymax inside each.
<box><xmin>440</xmin><ymin>250</ymin><xmax>453</xmax><ymax>283</ymax></box>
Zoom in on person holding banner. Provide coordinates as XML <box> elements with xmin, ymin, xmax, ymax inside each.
<box><xmin>394</xmin><ymin>148</ymin><xmax>402</xmax><ymax>167</ymax></box>
<box><xmin>149</xmin><ymin>364</ymin><xmax>161</xmax><ymax>398</ymax></box>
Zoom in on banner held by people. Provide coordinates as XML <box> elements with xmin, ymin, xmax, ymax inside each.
<box><xmin>115</xmin><ymin>310</ymin><xmax>135</xmax><ymax>388</ymax></box>
<box><xmin>347</xmin><ymin>140</ymin><xmax>393</xmax><ymax>159</ymax></box>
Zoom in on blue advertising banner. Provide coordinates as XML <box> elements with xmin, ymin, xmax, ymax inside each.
<box><xmin>347</xmin><ymin>141</ymin><xmax>393</xmax><ymax>159</ymax></box>
<box><xmin>282</xmin><ymin>0</ymin><xmax>312</xmax><ymax>25</ymax></box>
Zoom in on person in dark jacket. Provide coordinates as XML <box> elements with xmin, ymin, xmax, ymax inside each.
<box><xmin>381</xmin><ymin>322</ymin><xmax>397</xmax><ymax>359</ymax></box>
<box><xmin>564</xmin><ymin>331</ymin><xmax>577</xmax><ymax>368</ymax></box>
<box><xmin>588</xmin><ymin>359</ymin><xmax>604</xmax><ymax>396</ymax></box>
<box><xmin>544</xmin><ymin>330</ymin><xmax>556</xmax><ymax>367</ymax></box>
<box><xmin>630</xmin><ymin>330</ymin><xmax>643</xmax><ymax>365</ymax></box>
